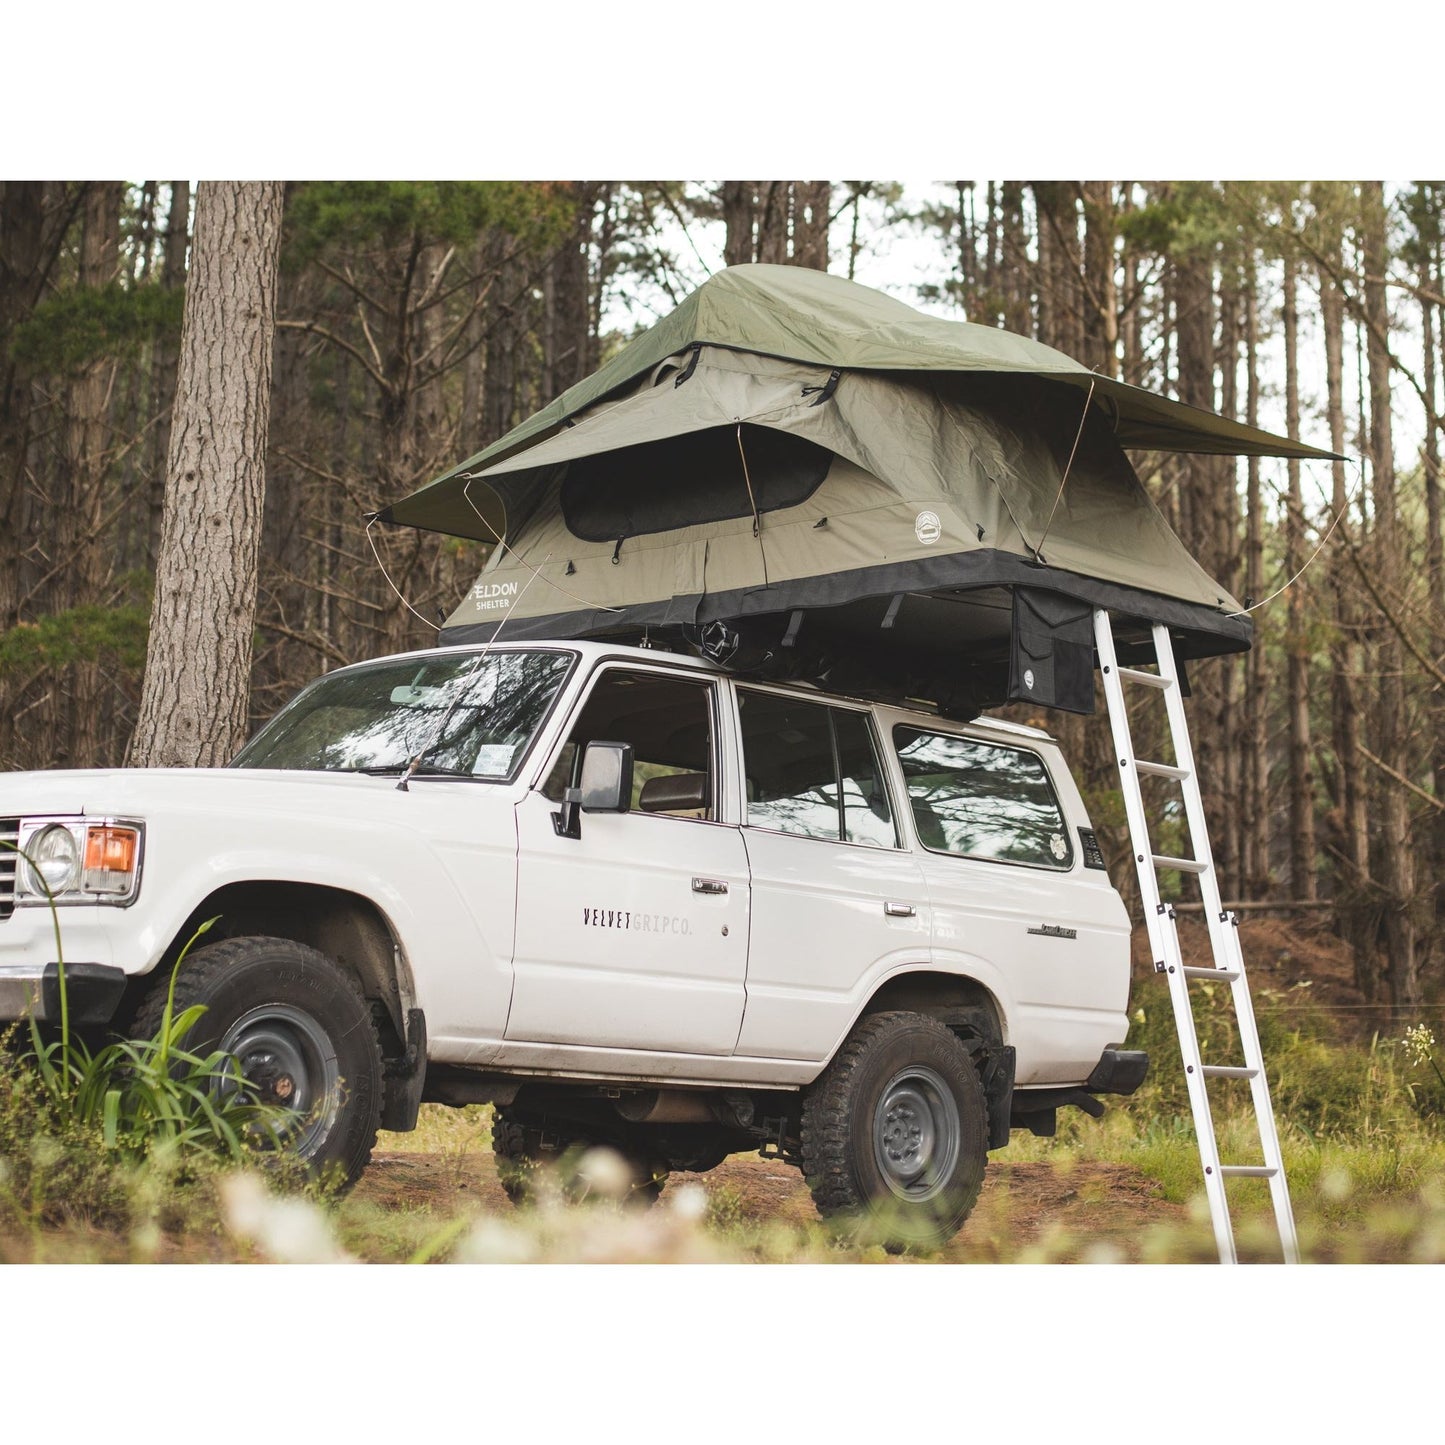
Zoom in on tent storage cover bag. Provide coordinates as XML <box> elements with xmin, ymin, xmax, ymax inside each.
<box><xmin>378</xmin><ymin>266</ymin><xmax>1335</xmax><ymax>713</ymax></box>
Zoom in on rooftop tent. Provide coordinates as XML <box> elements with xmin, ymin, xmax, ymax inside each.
<box><xmin>377</xmin><ymin>266</ymin><xmax>1338</xmax><ymax>716</ymax></box>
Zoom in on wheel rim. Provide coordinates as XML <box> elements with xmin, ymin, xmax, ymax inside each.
<box><xmin>219</xmin><ymin>1004</ymin><xmax>341</xmax><ymax>1158</ymax></box>
<box><xmin>872</xmin><ymin>1064</ymin><xmax>961</xmax><ymax>1203</ymax></box>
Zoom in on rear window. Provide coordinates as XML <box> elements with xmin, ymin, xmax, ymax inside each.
<box><xmin>892</xmin><ymin>727</ymin><xmax>1073</xmax><ymax>870</ymax></box>
<box><xmin>739</xmin><ymin>689</ymin><xmax>897</xmax><ymax>848</ymax></box>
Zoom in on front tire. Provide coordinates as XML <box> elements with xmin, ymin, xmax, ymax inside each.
<box><xmin>133</xmin><ymin>936</ymin><xmax>383</xmax><ymax>1187</ymax></box>
<box><xmin>801</xmin><ymin>1010</ymin><xmax>988</xmax><ymax>1250</ymax></box>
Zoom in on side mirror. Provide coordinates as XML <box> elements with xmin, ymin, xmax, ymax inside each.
<box><xmin>553</xmin><ymin>740</ymin><xmax>634</xmax><ymax>838</ymax></box>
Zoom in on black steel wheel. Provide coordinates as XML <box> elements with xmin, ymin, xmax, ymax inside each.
<box><xmin>134</xmin><ymin>935</ymin><xmax>383</xmax><ymax>1187</ymax></box>
<box><xmin>801</xmin><ymin>1010</ymin><xmax>989</xmax><ymax>1250</ymax></box>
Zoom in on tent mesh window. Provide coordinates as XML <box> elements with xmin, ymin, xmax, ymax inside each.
<box><xmin>559</xmin><ymin>424</ymin><xmax>832</xmax><ymax>542</ymax></box>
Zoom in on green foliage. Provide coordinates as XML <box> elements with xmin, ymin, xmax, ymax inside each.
<box><xmin>0</xmin><ymin>894</ymin><xmax>296</xmax><ymax>1235</ymax></box>
<box><xmin>283</xmin><ymin>181</ymin><xmax>574</xmax><ymax>264</ymax></box>
<box><xmin>9</xmin><ymin>282</ymin><xmax>184</xmax><ymax>374</ymax></box>
<box><xmin>1117</xmin><ymin>182</ymin><xmax>1234</xmax><ymax>258</ymax></box>
<box><xmin>0</xmin><ymin>599</ymin><xmax>150</xmax><ymax>679</ymax></box>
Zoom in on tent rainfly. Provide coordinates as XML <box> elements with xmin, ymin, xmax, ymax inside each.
<box><xmin>377</xmin><ymin>265</ymin><xmax>1338</xmax><ymax>717</ymax></box>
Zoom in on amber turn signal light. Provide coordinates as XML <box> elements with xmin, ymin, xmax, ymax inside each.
<box><xmin>85</xmin><ymin>826</ymin><xmax>138</xmax><ymax>873</ymax></box>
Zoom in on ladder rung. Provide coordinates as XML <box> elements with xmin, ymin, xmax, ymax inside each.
<box><xmin>1136</xmin><ymin>759</ymin><xmax>1190</xmax><ymax>780</ymax></box>
<box><xmin>1117</xmin><ymin>666</ymin><xmax>1172</xmax><ymax>689</ymax></box>
<box><xmin>1152</xmin><ymin>853</ymin><xmax>1207</xmax><ymax>874</ymax></box>
<box><xmin>1202</xmin><ymin>1065</ymin><xmax>1258</xmax><ymax>1080</ymax></box>
<box><xmin>1182</xmin><ymin>965</ymin><xmax>1241</xmax><ymax>982</ymax></box>
<box><xmin>1220</xmin><ymin>1166</ymin><xmax>1277</xmax><ymax>1179</ymax></box>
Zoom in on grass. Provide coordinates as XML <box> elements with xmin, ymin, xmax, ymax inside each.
<box><xmin>5</xmin><ymin>898</ymin><xmax>1445</xmax><ymax>1263</ymax></box>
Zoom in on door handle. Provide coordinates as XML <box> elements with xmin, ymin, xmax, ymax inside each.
<box><xmin>884</xmin><ymin>901</ymin><xmax>916</xmax><ymax>918</ymax></box>
<box><xmin>692</xmin><ymin>877</ymin><xmax>729</xmax><ymax>895</ymax></box>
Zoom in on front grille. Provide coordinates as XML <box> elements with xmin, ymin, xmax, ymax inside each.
<box><xmin>0</xmin><ymin>820</ymin><xmax>18</xmax><ymax>919</ymax></box>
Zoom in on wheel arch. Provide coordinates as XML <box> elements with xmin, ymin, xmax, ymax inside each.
<box><xmin>859</xmin><ymin>969</ymin><xmax>1004</xmax><ymax>1051</ymax></box>
<box><xmin>126</xmin><ymin>880</ymin><xmax>416</xmax><ymax>1058</ymax></box>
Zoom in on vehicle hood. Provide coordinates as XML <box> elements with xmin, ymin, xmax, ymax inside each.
<box><xmin>0</xmin><ymin>767</ymin><xmax>515</xmax><ymax>822</ymax></box>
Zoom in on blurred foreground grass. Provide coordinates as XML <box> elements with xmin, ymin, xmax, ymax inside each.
<box><xmin>5</xmin><ymin>969</ymin><xmax>1445</xmax><ymax>1263</ymax></box>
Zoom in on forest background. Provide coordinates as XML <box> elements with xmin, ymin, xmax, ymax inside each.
<box><xmin>3</xmin><ymin>178</ymin><xmax>1442</xmax><ymax>1014</ymax></box>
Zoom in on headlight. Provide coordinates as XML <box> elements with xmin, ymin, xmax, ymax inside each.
<box><xmin>16</xmin><ymin>818</ymin><xmax>143</xmax><ymax>906</ymax></box>
<box><xmin>22</xmin><ymin>823</ymin><xmax>80</xmax><ymax>896</ymax></box>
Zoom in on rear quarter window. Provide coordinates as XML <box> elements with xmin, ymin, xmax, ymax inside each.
<box><xmin>892</xmin><ymin>726</ymin><xmax>1074</xmax><ymax>870</ymax></box>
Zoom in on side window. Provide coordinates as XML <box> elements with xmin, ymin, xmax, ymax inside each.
<box><xmin>893</xmin><ymin>727</ymin><xmax>1073</xmax><ymax>870</ymax></box>
<box><xmin>543</xmin><ymin>670</ymin><xmax>715</xmax><ymax>820</ymax></box>
<box><xmin>738</xmin><ymin>689</ymin><xmax>897</xmax><ymax>847</ymax></box>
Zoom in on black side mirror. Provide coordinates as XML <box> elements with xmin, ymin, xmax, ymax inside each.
<box><xmin>553</xmin><ymin>740</ymin><xmax>634</xmax><ymax>838</ymax></box>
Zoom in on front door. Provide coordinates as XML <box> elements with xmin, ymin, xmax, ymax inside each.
<box><xmin>507</xmin><ymin>666</ymin><xmax>750</xmax><ymax>1056</ymax></box>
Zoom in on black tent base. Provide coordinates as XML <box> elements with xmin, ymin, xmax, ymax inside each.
<box><xmin>442</xmin><ymin>573</ymin><xmax>1246</xmax><ymax>721</ymax></box>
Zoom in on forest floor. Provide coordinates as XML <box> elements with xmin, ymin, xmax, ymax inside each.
<box><xmin>4</xmin><ymin>914</ymin><xmax>1437</xmax><ymax>1264</ymax></box>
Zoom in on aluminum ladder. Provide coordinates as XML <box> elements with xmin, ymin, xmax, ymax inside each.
<box><xmin>1094</xmin><ymin>610</ymin><xmax>1299</xmax><ymax>1265</ymax></box>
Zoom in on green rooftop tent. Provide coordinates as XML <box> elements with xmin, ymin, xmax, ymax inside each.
<box><xmin>377</xmin><ymin>265</ymin><xmax>1338</xmax><ymax>716</ymax></box>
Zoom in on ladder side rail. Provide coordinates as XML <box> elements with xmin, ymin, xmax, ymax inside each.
<box><xmin>1221</xmin><ymin>932</ymin><xmax>1302</xmax><ymax>1263</ymax></box>
<box><xmin>1093</xmin><ymin>613</ymin><xmax>1169</xmax><ymax>965</ymax></box>
<box><xmin>1151</xmin><ymin>624</ymin><xmax>1299</xmax><ymax>1263</ymax></box>
<box><xmin>1149</xmin><ymin>625</ymin><xmax>1239</xmax><ymax>968</ymax></box>
<box><xmin>1094</xmin><ymin>612</ymin><xmax>1238</xmax><ymax>1263</ymax></box>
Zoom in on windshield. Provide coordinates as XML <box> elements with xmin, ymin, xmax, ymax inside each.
<box><xmin>231</xmin><ymin>649</ymin><xmax>576</xmax><ymax>778</ymax></box>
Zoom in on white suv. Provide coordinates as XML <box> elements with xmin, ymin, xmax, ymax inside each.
<box><xmin>0</xmin><ymin>640</ymin><xmax>1144</xmax><ymax>1246</ymax></box>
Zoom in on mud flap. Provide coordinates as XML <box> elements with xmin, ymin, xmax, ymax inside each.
<box><xmin>381</xmin><ymin>1007</ymin><xmax>427</xmax><ymax>1133</ymax></box>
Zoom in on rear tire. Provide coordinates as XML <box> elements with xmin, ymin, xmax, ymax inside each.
<box><xmin>133</xmin><ymin>936</ymin><xmax>383</xmax><ymax>1188</ymax></box>
<box><xmin>801</xmin><ymin>1010</ymin><xmax>988</xmax><ymax>1250</ymax></box>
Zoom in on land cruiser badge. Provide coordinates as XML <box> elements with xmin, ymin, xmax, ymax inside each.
<box><xmin>915</xmin><ymin>511</ymin><xmax>941</xmax><ymax>545</ymax></box>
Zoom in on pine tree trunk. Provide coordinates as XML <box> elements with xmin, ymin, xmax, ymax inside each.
<box><xmin>1320</xmin><ymin>238</ymin><xmax>1372</xmax><ymax>987</ymax></box>
<box><xmin>0</xmin><ymin>180</ymin><xmax>47</xmax><ymax>633</ymax></box>
<box><xmin>1361</xmin><ymin>181</ymin><xmax>1421</xmax><ymax>1008</ymax></box>
<box><xmin>1283</xmin><ymin>249</ymin><xmax>1317</xmax><ymax>898</ymax></box>
<box><xmin>1241</xmin><ymin>263</ymin><xmax>1269</xmax><ymax>895</ymax></box>
<box><xmin>127</xmin><ymin>181</ymin><xmax>286</xmax><ymax>769</ymax></box>
<box><xmin>721</xmin><ymin>182</ymin><xmax>755</xmax><ymax>266</ymax></box>
<box><xmin>149</xmin><ymin>181</ymin><xmax>190</xmax><ymax>566</ymax></box>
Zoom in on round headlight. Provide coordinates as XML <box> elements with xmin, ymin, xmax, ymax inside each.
<box><xmin>23</xmin><ymin>824</ymin><xmax>80</xmax><ymax>897</ymax></box>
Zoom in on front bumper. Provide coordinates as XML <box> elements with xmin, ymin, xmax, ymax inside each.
<box><xmin>0</xmin><ymin>962</ymin><xmax>128</xmax><ymax>1026</ymax></box>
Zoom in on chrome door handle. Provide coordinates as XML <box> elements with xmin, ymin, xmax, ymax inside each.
<box><xmin>692</xmin><ymin>877</ymin><xmax>729</xmax><ymax>895</ymax></box>
<box><xmin>884</xmin><ymin>901</ymin><xmax>916</xmax><ymax>918</ymax></box>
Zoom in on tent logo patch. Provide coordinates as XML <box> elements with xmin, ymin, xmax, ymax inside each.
<box><xmin>915</xmin><ymin>510</ymin><xmax>942</xmax><ymax>545</ymax></box>
<box><xmin>1023</xmin><ymin>668</ymin><xmax>1035</xmax><ymax>691</ymax></box>
<box><xmin>469</xmin><ymin>580</ymin><xmax>518</xmax><ymax>613</ymax></box>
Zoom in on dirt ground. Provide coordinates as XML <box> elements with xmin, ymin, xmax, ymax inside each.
<box><xmin>354</xmin><ymin>1147</ymin><xmax>1196</xmax><ymax>1263</ymax></box>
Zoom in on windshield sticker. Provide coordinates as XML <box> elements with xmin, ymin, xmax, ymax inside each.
<box><xmin>1050</xmin><ymin>833</ymin><xmax>1068</xmax><ymax>860</ymax></box>
<box><xmin>474</xmin><ymin>743</ymin><xmax>517</xmax><ymax>774</ymax></box>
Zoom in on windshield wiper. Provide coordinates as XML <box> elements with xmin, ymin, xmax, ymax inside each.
<box><xmin>344</xmin><ymin>763</ymin><xmax>475</xmax><ymax>778</ymax></box>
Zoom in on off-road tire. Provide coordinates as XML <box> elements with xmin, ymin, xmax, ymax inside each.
<box><xmin>801</xmin><ymin>1009</ymin><xmax>988</xmax><ymax>1251</ymax></box>
<box><xmin>490</xmin><ymin>1106</ymin><xmax>667</xmax><ymax>1207</ymax></box>
<box><xmin>133</xmin><ymin>935</ymin><xmax>383</xmax><ymax>1189</ymax></box>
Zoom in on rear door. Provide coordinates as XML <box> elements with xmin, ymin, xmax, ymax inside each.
<box><xmin>731</xmin><ymin>686</ymin><xmax>929</xmax><ymax>1062</ymax></box>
